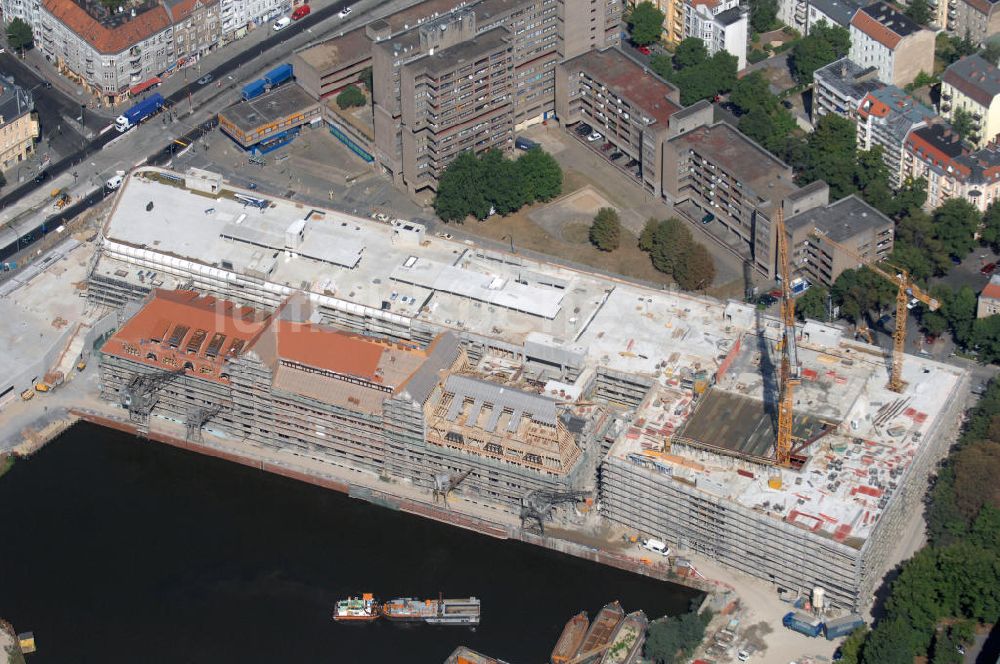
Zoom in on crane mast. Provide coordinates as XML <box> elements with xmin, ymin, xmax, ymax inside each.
<box><xmin>776</xmin><ymin>207</ymin><xmax>799</xmax><ymax>467</ymax></box>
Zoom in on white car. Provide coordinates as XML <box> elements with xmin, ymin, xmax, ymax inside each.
<box><xmin>338</xmin><ymin>6</ymin><xmax>353</xmax><ymax>17</ymax></box>
<box><xmin>906</xmin><ymin>297</ymin><xmax>919</xmax><ymax>310</ymax></box>
<box><xmin>737</xmin><ymin>650</ymin><xmax>751</xmax><ymax>662</ymax></box>
<box><xmin>436</xmin><ymin>232</ymin><xmax>453</xmax><ymax>239</ymax></box>
<box><xmin>587</xmin><ymin>131</ymin><xmax>603</xmax><ymax>142</ymax></box>
<box><xmin>106</xmin><ymin>175</ymin><xmax>124</xmax><ymax>190</ymax></box>
<box><xmin>272</xmin><ymin>16</ymin><xmax>291</xmax><ymax>30</ymax></box>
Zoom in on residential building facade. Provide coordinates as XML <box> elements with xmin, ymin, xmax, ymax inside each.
<box><xmin>779</xmin><ymin>0</ymin><xmax>864</xmax><ymax>35</ymax></box>
<box><xmin>0</xmin><ymin>0</ymin><xmax>41</xmax><ymax>27</ymax></box>
<box><xmin>978</xmin><ymin>275</ymin><xmax>1000</xmax><ymax>317</ymax></box>
<box><xmin>162</xmin><ymin>0</ymin><xmax>220</xmax><ymax>65</ymax></box>
<box><xmin>683</xmin><ymin>0</ymin><xmax>747</xmax><ymax>69</ymax></box>
<box><xmin>848</xmin><ymin>2</ymin><xmax>934</xmax><ymax>88</ymax></box>
<box><xmin>940</xmin><ymin>54</ymin><xmax>1000</xmax><ymax>149</ymax></box>
<box><xmin>903</xmin><ymin>123</ymin><xmax>1000</xmax><ymax>212</ymax></box>
<box><xmin>787</xmin><ymin>193</ymin><xmax>894</xmax><ymax>287</ymax></box>
<box><xmin>0</xmin><ymin>75</ymin><xmax>38</xmax><ymax>170</ymax></box>
<box><xmin>812</xmin><ymin>57</ymin><xmax>882</xmax><ymax>123</ymax></box>
<box><xmin>219</xmin><ymin>0</ymin><xmax>287</xmax><ymax>40</ymax></box>
<box><xmin>951</xmin><ymin>0</ymin><xmax>1000</xmax><ymax>47</ymax></box>
<box><xmin>855</xmin><ymin>85</ymin><xmax>935</xmax><ymax>187</ymax></box>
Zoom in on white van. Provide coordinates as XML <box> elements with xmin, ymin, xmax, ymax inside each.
<box><xmin>273</xmin><ymin>16</ymin><xmax>291</xmax><ymax>30</ymax></box>
<box><xmin>642</xmin><ymin>538</ymin><xmax>671</xmax><ymax>556</ymax></box>
<box><xmin>106</xmin><ymin>174</ymin><xmax>124</xmax><ymax>190</ymax></box>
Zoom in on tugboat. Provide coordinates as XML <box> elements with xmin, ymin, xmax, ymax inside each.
<box><xmin>332</xmin><ymin>593</ymin><xmax>380</xmax><ymax>622</ymax></box>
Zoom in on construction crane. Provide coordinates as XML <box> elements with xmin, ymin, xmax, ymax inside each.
<box><xmin>432</xmin><ymin>468</ymin><xmax>472</xmax><ymax>505</ymax></box>
<box><xmin>775</xmin><ymin>207</ymin><xmax>800</xmax><ymax>467</ymax></box>
<box><xmin>810</xmin><ymin>230</ymin><xmax>940</xmax><ymax>392</ymax></box>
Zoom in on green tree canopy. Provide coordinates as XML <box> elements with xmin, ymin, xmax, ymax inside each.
<box><xmin>905</xmin><ymin>0</ymin><xmax>931</xmax><ymax>25</ymax></box>
<box><xmin>674</xmin><ymin>242</ymin><xmax>716</xmax><ymax>291</ymax></box>
<box><xmin>790</xmin><ymin>23</ymin><xmax>850</xmax><ymax>83</ymax></box>
<box><xmin>749</xmin><ymin>0</ymin><xmax>779</xmax><ymax>33</ymax></box>
<box><xmin>831</xmin><ymin>267</ymin><xmax>896</xmax><ymax>323</ymax></box>
<box><xmin>336</xmin><ymin>85</ymin><xmax>367</xmax><ymax>109</ymax></box>
<box><xmin>673</xmin><ymin>38</ymin><xmax>708</xmax><ymax>69</ymax></box>
<box><xmin>627</xmin><ymin>1</ymin><xmax>665</xmax><ymax>46</ymax></box>
<box><xmin>796</xmin><ymin>286</ymin><xmax>828</xmax><ymax>321</ymax></box>
<box><xmin>7</xmin><ymin>18</ymin><xmax>32</xmax><ymax>51</ymax></box>
<box><xmin>644</xmin><ymin>610</ymin><xmax>712</xmax><ymax>663</ymax></box>
<box><xmin>951</xmin><ymin>107</ymin><xmax>978</xmax><ymax>142</ymax></box>
<box><xmin>933</xmin><ymin>198</ymin><xmax>980</xmax><ymax>259</ymax></box>
<box><xmin>358</xmin><ymin>66</ymin><xmax>373</xmax><ymax>92</ymax></box>
<box><xmin>796</xmin><ymin>114</ymin><xmax>858</xmax><ymax>198</ymax></box>
<box><xmin>590</xmin><ymin>207</ymin><xmax>622</xmax><ymax>251</ymax></box>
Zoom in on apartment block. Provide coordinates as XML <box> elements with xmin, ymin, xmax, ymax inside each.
<box><xmin>978</xmin><ymin>275</ymin><xmax>1000</xmax><ymax>318</ymax></box>
<box><xmin>0</xmin><ymin>76</ymin><xmax>39</xmax><ymax>171</ymax></box>
<box><xmin>162</xmin><ymin>0</ymin><xmax>220</xmax><ymax>65</ymax></box>
<box><xmin>812</xmin><ymin>58</ymin><xmax>882</xmax><ymax>123</ymax></box>
<box><xmin>849</xmin><ymin>2</ymin><xmax>934</xmax><ymax>87</ymax></box>
<box><xmin>662</xmin><ymin>122</ymin><xmax>822</xmax><ymax>279</ymax></box>
<box><xmin>1</xmin><ymin>0</ymin><xmax>41</xmax><ymax>27</ymax></box>
<box><xmin>778</xmin><ymin>0</ymin><xmax>863</xmax><ymax>35</ymax></box>
<box><xmin>555</xmin><ymin>48</ymin><xmax>714</xmax><ymax>196</ymax></box>
<box><xmin>951</xmin><ymin>0</ymin><xmax>1000</xmax><ymax>47</ymax></box>
<box><xmin>940</xmin><ymin>54</ymin><xmax>1000</xmax><ymax>149</ymax></box>
<box><xmin>787</xmin><ymin>193</ymin><xmax>894</xmax><ymax>287</ymax></box>
<box><xmin>219</xmin><ymin>0</ymin><xmax>288</xmax><ymax>40</ymax></box>
<box><xmin>683</xmin><ymin>0</ymin><xmax>747</xmax><ymax>69</ymax></box>
<box><xmin>655</xmin><ymin>0</ymin><xmax>686</xmax><ymax>43</ymax></box>
<box><xmin>903</xmin><ymin>123</ymin><xmax>1000</xmax><ymax>212</ymax></box>
<box><xmin>856</xmin><ymin>85</ymin><xmax>935</xmax><ymax>187</ymax></box>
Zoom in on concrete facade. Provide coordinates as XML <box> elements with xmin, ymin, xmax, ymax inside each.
<box><xmin>683</xmin><ymin>0</ymin><xmax>747</xmax><ymax>69</ymax></box>
<box><xmin>940</xmin><ymin>54</ymin><xmax>1000</xmax><ymax>149</ymax></box>
<box><xmin>855</xmin><ymin>85</ymin><xmax>935</xmax><ymax>187</ymax></box>
<box><xmin>0</xmin><ymin>75</ymin><xmax>38</xmax><ymax>171</ymax></box>
<box><xmin>952</xmin><ymin>0</ymin><xmax>1000</xmax><ymax>47</ymax></box>
<box><xmin>849</xmin><ymin>2</ymin><xmax>934</xmax><ymax>88</ymax></box>
<box><xmin>812</xmin><ymin>58</ymin><xmax>882</xmax><ymax>124</ymax></box>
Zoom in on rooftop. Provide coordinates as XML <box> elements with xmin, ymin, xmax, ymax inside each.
<box><xmin>715</xmin><ymin>6</ymin><xmax>745</xmax><ymax>25</ymax></box>
<box><xmin>42</xmin><ymin>0</ymin><xmax>171</xmax><ymax>54</ymax></box>
<box><xmin>906</xmin><ymin>124</ymin><xmax>970</xmax><ymax>177</ymax></box>
<box><xmin>669</xmin><ymin>122</ymin><xmax>797</xmax><ymax>204</ymax></box>
<box><xmin>787</xmin><ymin>194</ymin><xmax>892</xmax><ymax>244</ymax></box>
<box><xmin>851</xmin><ymin>1</ymin><xmax>922</xmax><ymax>49</ymax></box>
<box><xmin>0</xmin><ymin>75</ymin><xmax>33</xmax><ymax>125</ymax></box>
<box><xmin>982</xmin><ymin>274</ymin><xmax>1000</xmax><ymax>300</ymax></box>
<box><xmin>409</xmin><ymin>27</ymin><xmax>510</xmax><ymax>76</ymax></box>
<box><xmin>858</xmin><ymin>85</ymin><xmax>934</xmax><ymax>142</ymax></box>
<box><xmin>219</xmin><ymin>84</ymin><xmax>318</xmax><ymax>132</ymax></box>
<box><xmin>814</xmin><ymin>57</ymin><xmax>882</xmax><ymax>102</ymax></box>
<box><xmin>943</xmin><ymin>54</ymin><xmax>1000</xmax><ymax>109</ymax></box>
<box><xmin>564</xmin><ymin>48</ymin><xmax>681</xmax><ymax>127</ymax></box>
<box><xmin>810</xmin><ymin>0</ymin><xmax>866</xmax><ymax>26</ymax></box>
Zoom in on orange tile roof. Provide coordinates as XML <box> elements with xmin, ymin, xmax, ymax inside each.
<box><xmin>43</xmin><ymin>0</ymin><xmax>172</xmax><ymax>54</ymax></box>
<box><xmin>162</xmin><ymin>0</ymin><xmax>217</xmax><ymax>22</ymax></box>
<box><xmin>850</xmin><ymin>8</ymin><xmax>901</xmax><ymax>50</ymax></box>
<box><xmin>101</xmin><ymin>290</ymin><xmax>271</xmax><ymax>382</ymax></box>
<box><xmin>982</xmin><ymin>281</ymin><xmax>1000</xmax><ymax>300</ymax></box>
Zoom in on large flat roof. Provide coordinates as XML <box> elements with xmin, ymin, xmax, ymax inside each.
<box><xmin>563</xmin><ymin>48</ymin><xmax>681</xmax><ymax>127</ymax></box>
<box><xmin>219</xmin><ymin>84</ymin><xmax>318</xmax><ymax>132</ymax></box>
<box><xmin>787</xmin><ymin>195</ymin><xmax>892</xmax><ymax>243</ymax></box>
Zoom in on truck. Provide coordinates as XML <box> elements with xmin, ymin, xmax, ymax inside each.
<box><xmin>823</xmin><ymin>614</ymin><xmax>865</xmax><ymax>640</ymax></box>
<box><xmin>35</xmin><ymin>371</ymin><xmax>64</xmax><ymax>393</ymax></box>
<box><xmin>115</xmin><ymin>93</ymin><xmax>165</xmax><ymax>132</ymax></box>
<box><xmin>264</xmin><ymin>64</ymin><xmax>293</xmax><ymax>88</ymax></box>
<box><xmin>242</xmin><ymin>79</ymin><xmax>267</xmax><ymax>101</ymax></box>
<box><xmin>782</xmin><ymin>611</ymin><xmax>823</xmax><ymax>638</ymax></box>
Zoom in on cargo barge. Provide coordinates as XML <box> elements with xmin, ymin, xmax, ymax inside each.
<box><xmin>574</xmin><ymin>601</ymin><xmax>624</xmax><ymax>664</ymax></box>
<box><xmin>599</xmin><ymin>610</ymin><xmax>647</xmax><ymax>664</ymax></box>
<box><xmin>551</xmin><ymin>611</ymin><xmax>589</xmax><ymax>663</ymax></box>
<box><xmin>358</xmin><ymin>595</ymin><xmax>481</xmax><ymax>625</ymax></box>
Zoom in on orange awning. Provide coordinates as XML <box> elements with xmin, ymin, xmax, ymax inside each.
<box><xmin>129</xmin><ymin>77</ymin><xmax>161</xmax><ymax>96</ymax></box>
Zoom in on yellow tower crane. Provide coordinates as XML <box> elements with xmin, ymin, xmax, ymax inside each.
<box><xmin>809</xmin><ymin>230</ymin><xmax>940</xmax><ymax>392</ymax></box>
<box><xmin>775</xmin><ymin>207</ymin><xmax>800</xmax><ymax>467</ymax></box>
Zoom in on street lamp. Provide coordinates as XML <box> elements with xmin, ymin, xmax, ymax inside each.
<box><xmin>501</xmin><ymin>234</ymin><xmax>515</xmax><ymax>254</ymax></box>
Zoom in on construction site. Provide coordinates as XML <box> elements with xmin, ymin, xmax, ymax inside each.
<box><xmin>72</xmin><ymin>168</ymin><xmax>969</xmax><ymax>612</ymax></box>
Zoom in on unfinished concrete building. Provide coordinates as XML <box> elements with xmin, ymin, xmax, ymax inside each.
<box><xmin>89</xmin><ymin>169</ymin><xmax>968</xmax><ymax>610</ymax></box>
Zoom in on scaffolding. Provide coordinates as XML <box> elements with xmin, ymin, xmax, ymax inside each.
<box><xmin>520</xmin><ymin>489</ymin><xmax>590</xmax><ymax>533</ymax></box>
<box><xmin>185</xmin><ymin>403</ymin><xmax>225</xmax><ymax>442</ymax></box>
<box><xmin>122</xmin><ymin>367</ymin><xmax>185</xmax><ymax>435</ymax></box>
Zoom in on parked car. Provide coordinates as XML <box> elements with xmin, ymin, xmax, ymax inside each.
<box><xmin>637</xmin><ymin>45</ymin><xmax>652</xmax><ymax>55</ymax></box>
<box><xmin>575</xmin><ymin>123</ymin><xmax>592</xmax><ymax>136</ymax></box>
<box><xmin>781</xmin><ymin>99</ymin><xmax>794</xmax><ymax>109</ymax></box>
<box><xmin>272</xmin><ymin>16</ymin><xmax>291</xmax><ymax>30</ymax></box>
<box><xmin>906</xmin><ymin>297</ymin><xmax>919</xmax><ymax>310</ymax></box>
<box><xmin>292</xmin><ymin>4</ymin><xmax>311</xmax><ymax>19</ymax></box>
<box><xmin>610</xmin><ymin>151</ymin><xmax>624</xmax><ymax>161</ymax></box>
<box><xmin>702</xmin><ymin>212</ymin><xmax>715</xmax><ymax>224</ymax></box>
<box><xmin>338</xmin><ymin>6</ymin><xmax>353</xmax><ymax>17</ymax></box>
<box><xmin>34</xmin><ymin>169</ymin><xmax>50</xmax><ymax>183</ymax></box>
<box><xmin>600</xmin><ymin>141</ymin><xmax>614</xmax><ymax>152</ymax></box>
<box><xmin>197</xmin><ymin>74</ymin><xmax>213</xmax><ymax>85</ymax></box>
<box><xmin>981</xmin><ymin>262</ymin><xmax>996</xmax><ymax>275</ymax></box>
<box><xmin>587</xmin><ymin>131</ymin><xmax>603</xmax><ymax>142</ymax></box>
<box><xmin>951</xmin><ymin>255</ymin><xmax>962</xmax><ymax>265</ymax></box>
<box><xmin>626</xmin><ymin>159</ymin><xmax>640</xmax><ymax>168</ymax></box>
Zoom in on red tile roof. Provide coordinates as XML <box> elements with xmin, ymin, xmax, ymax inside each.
<box><xmin>850</xmin><ymin>7</ymin><xmax>901</xmax><ymax>49</ymax></box>
<box><xmin>162</xmin><ymin>0</ymin><xmax>217</xmax><ymax>22</ymax></box>
<box><xmin>43</xmin><ymin>0</ymin><xmax>172</xmax><ymax>55</ymax></box>
<box><xmin>981</xmin><ymin>280</ymin><xmax>1000</xmax><ymax>300</ymax></box>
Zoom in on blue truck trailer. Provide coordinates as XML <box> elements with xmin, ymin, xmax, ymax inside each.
<box><xmin>115</xmin><ymin>93</ymin><xmax>165</xmax><ymax>132</ymax></box>
<box><xmin>782</xmin><ymin>612</ymin><xmax>824</xmax><ymax>638</ymax></box>
<box><xmin>242</xmin><ymin>79</ymin><xmax>267</xmax><ymax>101</ymax></box>
<box><xmin>264</xmin><ymin>63</ymin><xmax>293</xmax><ymax>88</ymax></box>
<box><xmin>823</xmin><ymin>615</ymin><xmax>865</xmax><ymax>640</ymax></box>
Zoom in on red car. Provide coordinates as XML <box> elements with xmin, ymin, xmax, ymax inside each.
<box><xmin>292</xmin><ymin>4</ymin><xmax>311</xmax><ymax>19</ymax></box>
<box><xmin>981</xmin><ymin>262</ymin><xmax>996</xmax><ymax>275</ymax></box>
<box><xmin>637</xmin><ymin>46</ymin><xmax>652</xmax><ymax>55</ymax></box>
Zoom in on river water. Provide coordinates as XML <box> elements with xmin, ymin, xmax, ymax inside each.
<box><xmin>0</xmin><ymin>422</ymin><xmax>699</xmax><ymax>663</ymax></box>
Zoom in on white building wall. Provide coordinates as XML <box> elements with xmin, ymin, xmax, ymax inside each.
<box><xmin>849</xmin><ymin>28</ymin><xmax>893</xmax><ymax>85</ymax></box>
<box><xmin>220</xmin><ymin>0</ymin><xmax>289</xmax><ymax>38</ymax></box>
<box><xmin>717</xmin><ymin>14</ymin><xmax>747</xmax><ymax>70</ymax></box>
<box><xmin>1</xmin><ymin>0</ymin><xmax>39</xmax><ymax>26</ymax></box>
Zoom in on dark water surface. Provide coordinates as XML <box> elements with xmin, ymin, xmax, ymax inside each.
<box><xmin>0</xmin><ymin>422</ymin><xmax>698</xmax><ymax>663</ymax></box>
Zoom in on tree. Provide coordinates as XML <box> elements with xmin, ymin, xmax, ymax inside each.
<box><xmin>972</xmin><ymin>314</ymin><xmax>1000</xmax><ymax>363</ymax></box>
<box><xmin>730</xmin><ymin>72</ymin><xmax>774</xmax><ymax>115</ymax></box>
<box><xmin>674</xmin><ymin>242</ymin><xmax>716</xmax><ymax>291</ymax></box>
<box><xmin>982</xmin><ymin>41</ymin><xmax>1000</xmax><ymax>66</ymax></box>
<box><xmin>905</xmin><ymin>0</ymin><xmax>931</xmax><ymax>25</ymax></box>
<box><xmin>590</xmin><ymin>207</ymin><xmax>622</xmax><ymax>251</ymax></box>
<box><xmin>336</xmin><ymin>85</ymin><xmax>366</xmax><ymax>109</ymax></box>
<box><xmin>933</xmin><ymin>198</ymin><xmax>980</xmax><ymax>259</ymax></box>
<box><xmin>980</xmin><ymin>201</ymin><xmax>1000</xmax><ymax>250</ymax></box>
<box><xmin>644</xmin><ymin>610</ymin><xmax>712</xmax><ymax>663</ymax></box>
<box><xmin>627</xmin><ymin>1</ymin><xmax>665</xmax><ymax>46</ymax></box>
<box><xmin>796</xmin><ymin>286</ymin><xmax>828</xmax><ymax>321</ymax></box>
<box><xmin>649</xmin><ymin>218</ymin><xmax>692</xmax><ymax>275</ymax></box>
<box><xmin>639</xmin><ymin>218</ymin><xmax>659</xmax><ymax>251</ymax></box>
<box><xmin>516</xmin><ymin>147</ymin><xmax>562</xmax><ymax>202</ymax></box>
<box><xmin>749</xmin><ymin>0</ymin><xmax>778</xmax><ymax>33</ymax></box>
<box><xmin>837</xmin><ymin>627</ymin><xmax>868</xmax><ymax>664</ymax></box>
<box><xmin>797</xmin><ymin>114</ymin><xmax>858</xmax><ymax>198</ymax></box>
<box><xmin>790</xmin><ymin>23</ymin><xmax>850</xmax><ymax>83</ymax></box>
<box><xmin>831</xmin><ymin>267</ymin><xmax>895</xmax><ymax>323</ymax></box>
<box><xmin>673</xmin><ymin>38</ymin><xmax>708</xmax><ymax>69</ymax></box>
<box><xmin>943</xmin><ymin>284</ymin><xmax>978</xmax><ymax>347</ymax></box>
<box><xmin>434</xmin><ymin>152</ymin><xmax>489</xmax><ymax>222</ymax></box>
<box><xmin>0</xmin><ymin>170</ymin><xmax>7</xmax><ymax>189</ymax></box>
<box><xmin>951</xmin><ymin>107</ymin><xmax>977</xmax><ymax>142</ymax></box>
<box><xmin>358</xmin><ymin>66</ymin><xmax>373</xmax><ymax>93</ymax></box>
<box><xmin>7</xmin><ymin>18</ymin><xmax>32</xmax><ymax>52</ymax></box>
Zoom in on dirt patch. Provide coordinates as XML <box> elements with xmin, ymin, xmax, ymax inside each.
<box><xmin>529</xmin><ymin>185</ymin><xmax>618</xmax><ymax>241</ymax></box>
<box><xmin>563</xmin><ymin>223</ymin><xmax>590</xmax><ymax>244</ymax></box>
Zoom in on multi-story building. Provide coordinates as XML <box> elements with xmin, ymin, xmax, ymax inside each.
<box><xmin>856</xmin><ymin>85</ymin><xmax>935</xmax><ymax>187</ymax></box>
<box><xmin>655</xmin><ymin>0</ymin><xmax>686</xmax><ymax>44</ymax></box>
<box><xmin>39</xmin><ymin>0</ymin><xmax>174</xmax><ymax>106</ymax></box>
<box><xmin>787</xmin><ymin>192</ymin><xmax>894</xmax><ymax>287</ymax></box>
<box><xmin>162</xmin><ymin>0</ymin><xmax>220</xmax><ymax>65</ymax></box>
<box><xmin>812</xmin><ymin>57</ymin><xmax>882</xmax><ymax>123</ymax></box>
<box><xmin>0</xmin><ymin>0</ymin><xmax>41</xmax><ymax>27</ymax></box>
<box><xmin>0</xmin><ymin>75</ymin><xmax>38</xmax><ymax>171</ymax></box>
<box><xmin>662</xmin><ymin>122</ymin><xmax>827</xmax><ymax>279</ymax></box>
<box><xmin>940</xmin><ymin>54</ymin><xmax>1000</xmax><ymax>149</ymax></box>
<box><xmin>219</xmin><ymin>0</ymin><xmax>287</xmax><ymax>40</ymax></box>
<box><xmin>779</xmin><ymin>0</ymin><xmax>864</xmax><ymax>35</ymax></box>
<box><xmin>849</xmin><ymin>2</ymin><xmax>934</xmax><ymax>88</ymax></box>
<box><xmin>683</xmin><ymin>0</ymin><xmax>747</xmax><ymax>69</ymax></box>
<box><xmin>555</xmin><ymin>48</ymin><xmax>713</xmax><ymax>196</ymax></box>
<box><xmin>371</xmin><ymin>0</ymin><xmax>620</xmax><ymax>192</ymax></box>
<box><xmin>978</xmin><ymin>274</ymin><xmax>1000</xmax><ymax>318</ymax></box>
<box><xmin>903</xmin><ymin>123</ymin><xmax>1000</xmax><ymax>212</ymax></box>
<box><xmin>951</xmin><ymin>0</ymin><xmax>1000</xmax><ymax>47</ymax></box>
